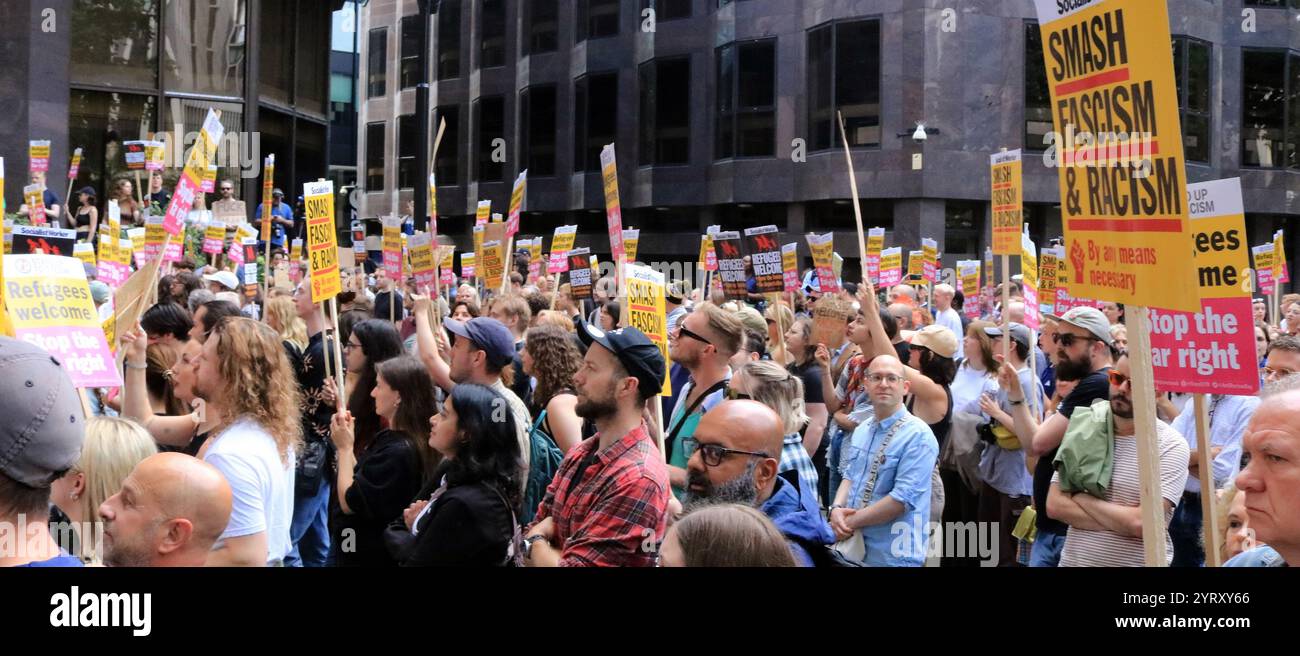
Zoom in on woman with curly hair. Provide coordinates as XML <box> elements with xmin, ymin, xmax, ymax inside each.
<box><xmin>192</xmin><ymin>316</ymin><xmax>304</xmax><ymax>566</ymax></box>
<box><xmin>521</xmin><ymin>324</ymin><xmax>587</xmax><ymax>454</ymax></box>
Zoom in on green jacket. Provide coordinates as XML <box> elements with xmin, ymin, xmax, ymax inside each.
<box><xmin>1053</xmin><ymin>398</ymin><xmax>1114</xmax><ymax>498</ymax></box>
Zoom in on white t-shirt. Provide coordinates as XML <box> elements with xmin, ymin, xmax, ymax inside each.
<box><xmin>1054</xmin><ymin>420</ymin><xmax>1189</xmax><ymax>567</ymax></box>
<box><xmin>203</xmin><ymin>417</ymin><xmax>297</xmax><ymax>564</ymax></box>
<box><xmin>934</xmin><ymin>307</ymin><xmax>965</xmax><ymax>360</ymax></box>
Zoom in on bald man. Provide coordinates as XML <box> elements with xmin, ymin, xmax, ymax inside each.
<box><xmin>682</xmin><ymin>400</ymin><xmax>835</xmax><ymax>566</ymax></box>
<box><xmin>1227</xmin><ymin>387</ymin><xmax>1300</xmax><ymax>567</ymax></box>
<box><xmin>830</xmin><ymin>355</ymin><xmax>938</xmax><ymax>566</ymax></box>
<box><xmin>99</xmin><ymin>453</ymin><xmax>233</xmax><ymax>567</ymax></box>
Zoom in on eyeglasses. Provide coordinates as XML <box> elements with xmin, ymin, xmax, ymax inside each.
<box><xmin>1052</xmin><ymin>332</ymin><xmax>1099</xmax><ymax>348</ymax></box>
<box><xmin>683</xmin><ymin>438</ymin><xmax>769</xmax><ymax>468</ymax></box>
<box><xmin>725</xmin><ymin>388</ymin><xmax>752</xmax><ymax>401</ymax></box>
<box><xmin>1264</xmin><ymin>366</ymin><xmax>1298</xmax><ymax>380</ymax></box>
<box><xmin>677</xmin><ymin>326</ymin><xmax>713</xmax><ymax>346</ymax></box>
<box><xmin>867</xmin><ymin>373</ymin><xmax>905</xmax><ymax>386</ymax></box>
<box><xmin>343</xmin><ymin>341</ymin><xmax>362</xmax><ymax>351</ymax></box>
<box><xmin>1107</xmin><ymin>369</ymin><xmax>1131</xmax><ymax>387</ymax></box>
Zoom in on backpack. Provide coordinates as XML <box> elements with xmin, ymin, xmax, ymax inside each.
<box><xmin>520</xmin><ymin>409</ymin><xmax>564</xmax><ymax>525</ymax></box>
<box><xmin>789</xmin><ymin>535</ymin><xmax>866</xmax><ymax>568</ymax></box>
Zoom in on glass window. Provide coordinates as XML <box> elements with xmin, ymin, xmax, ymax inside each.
<box><xmin>72</xmin><ymin>0</ymin><xmax>159</xmax><ymax>89</ymax></box>
<box><xmin>438</xmin><ymin>0</ymin><xmax>462</xmax><ymax>80</ymax></box>
<box><xmin>577</xmin><ymin>0</ymin><xmax>619</xmax><ymax>43</ymax></box>
<box><xmin>401</xmin><ymin>15</ymin><xmax>422</xmax><ymax>89</ymax></box>
<box><xmin>366</xmin><ymin>122</ymin><xmax>385</xmax><ymax>190</ymax></box>
<box><xmin>945</xmin><ymin>201</ymin><xmax>982</xmax><ymax>261</ymax></box>
<box><xmin>642</xmin><ymin>0</ymin><xmax>690</xmax><ymax>21</ymax></box>
<box><xmin>640</xmin><ymin>58</ymin><xmax>690</xmax><ymax>165</ymax></box>
<box><xmin>574</xmin><ymin>73</ymin><xmax>618</xmax><ymax>171</ymax></box>
<box><xmin>807</xmin><ymin>20</ymin><xmax>881</xmax><ymax>150</ymax></box>
<box><xmin>164</xmin><ymin>0</ymin><xmax>246</xmax><ymax>97</ymax></box>
<box><xmin>294</xmin><ymin>118</ymin><xmax>327</xmax><ymax>194</ymax></box>
<box><xmin>480</xmin><ymin>0</ymin><xmax>506</xmax><ymax>69</ymax></box>
<box><xmin>68</xmin><ymin>90</ymin><xmax>157</xmax><ymax>204</ymax></box>
<box><xmin>476</xmin><ymin>96</ymin><xmax>505</xmax><ymax>182</ymax></box>
<box><xmin>162</xmin><ymin>96</ymin><xmax>244</xmax><ymax>192</ymax></box>
<box><xmin>295</xmin><ymin>3</ymin><xmax>330</xmax><ymax>116</ymax></box>
<box><xmin>716</xmin><ymin>40</ymin><xmax>775</xmax><ymax>159</ymax></box>
<box><xmin>436</xmin><ymin>105</ymin><xmax>461</xmax><ymax>186</ymax></box>
<box><xmin>1241</xmin><ymin>50</ymin><xmax>1285</xmax><ymax>168</ymax></box>
<box><xmin>526</xmin><ymin>0</ymin><xmax>558</xmax><ymax>54</ymax></box>
<box><xmin>258</xmin><ymin>108</ymin><xmax>293</xmax><ymax>196</ymax></box>
<box><xmin>1172</xmin><ymin>38</ymin><xmax>1211</xmax><ymax>163</ymax></box>
<box><xmin>368</xmin><ymin>28</ymin><xmax>387</xmax><ymax>97</ymax></box>
<box><xmin>520</xmin><ymin>86</ymin><xmax>557</xmax><ymax>176</ymax></box>
<box><xmin>1024</xmin><ymin>22</ymin><xmax>1052</xmax><ymax>151</ymax></box>
<box><xmin>398</xmin><ymin>114</ymin><xmax>416</xmax><ymax>189</ymax></box>
<box><xmin>260</xmin><ymin>0</ymin><xmax>293</xmax><ymax>105</ymax></box>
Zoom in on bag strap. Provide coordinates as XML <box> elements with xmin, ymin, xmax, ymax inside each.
<box><xmin>858</xmin><ymin>415</ymin><xmax>913</xmax><ymax>507</ymax></box>
<box><xmin>665</xmin><ymin>379</ymin><xmax>728</xmax><ymax>448</ymax></box>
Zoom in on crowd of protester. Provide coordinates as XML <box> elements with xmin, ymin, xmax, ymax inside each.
<box><xmin>4</xmin><ymin>229</ymin><xmax>1300</xmax><ymax>569</ymax></box>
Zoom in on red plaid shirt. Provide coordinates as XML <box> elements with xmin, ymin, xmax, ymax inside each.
<box><xmin>530</xmin><ymin>423</ymin><xmax>669</xmax><ymax>567</ymax></box>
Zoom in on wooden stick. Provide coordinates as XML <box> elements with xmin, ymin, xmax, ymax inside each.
<box><xmin>134</xmin><ymin>171</ymin><xmax>145</xmax><ymax>218</ymax></box>
<box><xmin>1125</xmin><ymin>306</ymin><xmax>1169</xmax><ymax>567</ymax></box>
<box><xmin>652</xmin><ymin>400</ymin><xmax>666</xmax><ymax>464</ymax></box>
<box><xmin>320</xmin><ymin>303</ymin><xmax>332</xmax><ymax>382</ymax></box>
<box><xmin>837</xmin><ymin>111</ymin><xmax>869</xmax><ymax>264</ymax></box>
<box><xmin>328</xmin><ymin>297</ymin><xmax>346</xmax><ymax>396</ymax></box>
<box><xmin>1194</xmin><ymin>394</ymin><xmax>1223</xmax><ymax>567</ymax></box>
<box><xmin>1000</xmin><ymin>256</ymin><xmax>1011</xmax><ymax>355</ymax></box>
<box><xmin>77</xmin><ymin>387</ymin><xmax>94</xmax><ymax>420</ymax></box>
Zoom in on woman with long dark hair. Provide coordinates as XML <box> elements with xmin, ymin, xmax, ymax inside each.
<box><xmin>329</xmin><ymin>356</ymin><xmax>439</xmax><ymax>567</ymax></box>
<box><xmin>398</xmin><ymin>383</ymin><xmax>522</xmax><ymax>567</ymax></box>
<box><xmin>521</xmin><ymin>324</ymin><xmax>586</xmax><ymax>454</ymax></box>
<box><xmin>73</xmin><ymin>186</ymin><xmax>98</xmax><ymax>243</ymax></box>
<box><xmin>342</xmin><ymin>319</ymin><xmax>404</xmax><ymax>457</ymax></box>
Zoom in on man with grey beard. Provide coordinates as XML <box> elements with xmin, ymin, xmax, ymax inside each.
<box><xmin>682</xmin><ymin>400</ymin><xmax>834</xmax><ymax>566</ymax></box>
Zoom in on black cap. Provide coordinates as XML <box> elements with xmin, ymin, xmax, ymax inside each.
<box><xmin>575</xmin><ymin>322</ymin><xmax>665</xmax><ymax>396</ymax></box>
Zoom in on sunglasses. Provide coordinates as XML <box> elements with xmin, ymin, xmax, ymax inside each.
<box><xmin>1053</xmin><ymin>332</ymin><xmax>1099</xmax><ymax>348</ymax></box>
<box><xmin>677</xmin><ymin>326</ymin><xmax>713</xmax><ymax>347</ymax></box>
<box><xmin>683</xmin><ymin>438</ymin><xmax>769</xmax><ymax>468</ymax></box>
<box><xmin>725</xmin><ymin>388</ymin><xmax>752</xmax><ymax>401</ymax></box>
<box><xmin>1107</xmin><ymin>370</ymin><xmax>1131</xmax><ymax>387</ymax></box>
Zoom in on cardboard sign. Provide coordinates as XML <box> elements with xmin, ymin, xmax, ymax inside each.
<box><xmin>213</xmin><ymin>200</ymin><xmax>246</xmax><ymax>226</ymax></box>
<box><xmin>68</xmin><ymin>148</ymin><xmax>83</xmax><ymax>180</ymax></box>
<box><xmin>782</xmin><ymin>243</ymin><xmax>800</xmax><ymax>293</ymax></box>
<box><xmin>600</xmin><ymin>145</ymin><xmax>625</xmax><ymax>262</ymax></box>
<box><xmin>699</xmin><ymin>234</ymin><xmax>718</xmax><ymax>273</ymax></box>
<box><xmin>28</xmin><ymin>140</ymin><xmax>51</xmax><ymax>173</ymax></box>
<box><xmin>907</xmin><ymin>250</ymin><xmax>925</xmax><ymax>283</ymax></box>
<box><xmin>507</xmin><ymin>169</ymin><xmax>527</xmax><ymax>237</ymax></box>
<box><xmin>162</xmin><ymin>109</ymin><xmax>224</xmax><ymax>235</ymax></box>
<box><xmin>548</xmin><ymin>252</ymin><xmax>568</xmax><ymax>275</ymax></box>
<box><xmin>143</xmin><ymin>216</ymin><xmax>182</xmax><ymax>265</ymax></box>
<box><xmin>922</xmin><ymin>238</ymin><xmax>939</xmax><ymax>284</ymax></box>
<box><xmin>623</xmin><ymin>229</ymin><xmax>640</xmax><ymax>262</ymax></box>
<box><xmin>382</xmin><ymin>215</ymin><xmax>404</xmax><ymax>279</ymax></box>
<box><xmin>879</xmin><ymin>246</ymin><xmax>903</xmax><ymax>287</ymax></box>
<box><xmin>13</xmin><ymin>225</ymin><xmax>76</xmax><ymax>257</ymax></box>
<box><xmin>23</xmin><ymin>184</ymin><xmax>47</xmax><ymax>225</ymax></box>
<box><xmin>482</xmin><ymin>239</ymin><xmax>505</xmax><ymax>290</ymax></box>
<box><xmin>958</xmin><ymin>260</ymin><xmax>981</xmax><ymax>319</ymax></box>
<box><xmin>409</xmin><ymin>232</ymin><xmax>437</xmax><ymax>290</ymax></box>
<box><xmin>714</xmin><ymin>231</ymin><xmax>747</xmax><ymax>299</ymax></box>
<box><xmin>476</xmin><ymin>200</ymin><xmax>491</xmax><ymax>227</ymax></box>
<box><xmin>243</xmin><ymin>259</ymin><xmax>259</xmax><ymax>299</ymax></box>
<box><xmin>1253</xmin><ymin>245</ymin><xmax>1275</xmax><ymax>296</ymax></box>
<box><xmin>991</xmin><ymin>150</ymin><xmax>1022</xmax><ymax>255</ymax></box>
<box><xmin>304</xmin><ymin>180</ymin><xmax>342</xmax><ymax>303</ymax></box>
<box><xmin>460</xmin><ymin>252</ymin><xmax>476</xmax><ymax>279</ymax></box>
<box><xmin>552</xmin><ymin>225</ymin><xmax>577</xmax><ymax>254</ymax></box>
<box><xmin>1021</xmin><ymin>232</ymin><xmax>1040</xmax><ymax>330</ymax></box>
<box><xmin>1033</xmin><ymin>0</ymin><xmax>1198</xmax><ymax>312</ymax></box>
<box><xmin>440</xmin><ymin>246</ymin><xmax>456</xmax><ymax>287</ymax></box>
<box><xmin>745</xmin><ymin>225</ymin><xmax>783</xmax><ymax>293</ymax></box>
<box><xmin>1039</xmin><ymin>247</ymin><xmax>1060</xmax><ymax>317</ymax></box>
<box><xmin>866</xmin><ymin>227</ymin><xmax>885</xmax><ymax>284</ymax></box>
<box><xmin>73</xmin><ymin>243</ymin><xmax>96</xmax><ymax>269</ymax></box>
<box><xmin>201</xmin><ymin>164</ymin><xmax>217</xmax><ymax>193</ymax></box>
<box><xmin>806</xmin><ymin>232</ymin><xmax>838</xmax><ymax>293</ymax></box>
<box><xmin>3</xmin><ymin>254</ymin><xmax>121</xmax><ymax>388</ymax></box>
<box><xmin>1151</xmin><ymin>178</ymin><xmax>1257</xmax><ymax>395</ymax></box>
<box><xmin>568</xmin><ymin>248</ymin><xmax>593</xmax><ymax>300</ymax></box>
<box><xmin>124</xmin><ymin>141</ymin><xmax>146</xmax><ymax>171</ymax></box>
<box><xmin>203</xmin><ymin>221</ymin><xmax>227</xmax><ymax>254</ymax></box>
<box><xmin>228</xmin><ymin>224</ymin><xmax>255</xmax><ymax>265</ymax></box>
<box><xmin>143</xmin><ymin>141</ymin><xmax>166</xmax><ymax>172</ymax></box>
<box><xmin>810</xmin><ymin>296</ymin><xmax>854</xmax><ymax>350</ymax></box>
<box><xmin>428</xmin><ymin>173</ymin><xmax>439</xmax><ymax>236</ymax></box>
<box><xmin>473</xmin><ymin>225</ymin><xmax>485</xmax><ymax>267</ymax></box>
<box><xmin>1274</xmin><ymin>230</ymin><xmax>1289</xmax><ymax>284</ymax></box>
<box><xmin>96</xmin><ymin>235</ymin><xmax>129</xmax><ymax>289</ymax></box>
<box><xmin>626</xmin><ymin>265</ymin><xmax>673</xmax><ymax>395</ymax></box>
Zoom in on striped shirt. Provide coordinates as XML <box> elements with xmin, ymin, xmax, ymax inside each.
<box><xmin>1053</xmin><ymin>421</ymin><xmax>1189</xmax><ymax>567</ymax></box>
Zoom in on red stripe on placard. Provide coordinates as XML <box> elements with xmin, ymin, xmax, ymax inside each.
<box><xmin>1068</xmin><ymin>218</ymin><xmax>1184</xmax><ymax>233</ymax></box>
<box><xmin>1055</xmin><ymin>68</ymin><xmax>1131</xmax><ymax>96</ymax></box>
<box><xmin>1061</xmin><ymin>140</ymin><xmax>1160</xmax><ymax>166</ymax></box>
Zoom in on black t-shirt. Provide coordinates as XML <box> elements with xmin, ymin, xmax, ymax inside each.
<box><xmin>789</xmin><ymin>360</ymin><xmax>825</xmax><ymax>405</ymax></box>
<box><xmin>1034</xmin><ymin>367</ymin><xmax>1110</xmax><ymax>533</ymax></box>
<box><xmin>332</xmin><ymin>429</ymin><xmax>425</xmax><ymax>567</ymax></box>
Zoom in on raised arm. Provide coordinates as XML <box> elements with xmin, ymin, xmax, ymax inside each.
<box><xmin>412</xmin><ymin>289</ymin><xmax>453</xmax><ymax>391</ymax></box>
<box><xmin>855</xmin><ymin>285</ymin><xmax>946</xmax><ymax>422</ymax></box>
<box><xmin>120</xmin><ymin>327</ymin><xmax>200</xmax><ymax>447</ymax></box>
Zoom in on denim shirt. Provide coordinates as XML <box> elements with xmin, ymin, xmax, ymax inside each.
<box><xmin>1224</xmin><ymin>545</ymin><xmax>1286</xmax><ymax>568</ymax></box>
<box><xmin>1170</xmin><ymin>394</ymin><xmax>1260</xmax><ymax>494</ymax></box>
<box><xmin>840</xmin><ymin>406</ymin><xmax>939</xmax><ymax>567</ymax></box>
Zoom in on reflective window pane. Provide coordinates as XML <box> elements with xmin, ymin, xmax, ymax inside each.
<box><xmin>163</xmin><ymin>0</ymin><xmax>246</xmax><ymax>97</ymax></box>
<box><xmin>68</xmin><ymin>90</ymin><xmax>157</xmax><ymax>209</ymax></box>
<box><xmin>72</xmin><ymin>0</ymin><xmax>160</xmax><ymax>89</ymax></box>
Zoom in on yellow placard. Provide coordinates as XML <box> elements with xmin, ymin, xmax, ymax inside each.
<box><xmin>626</xmin><ymin>265</ymin><xmax>672</xmax><ymax>396</ymax></box>
<box><xmin>990</xmin><ymin>151</ymin><xmax>1022</xmax><ymax>255</ymax></box>
<box><xmin>1040</xmin><ymin>248</ymin><xmax>1059</xmax><ymax>299</ymax></box>
<box><xmin>552</xmin><ymin>225</ymin><xmax>577</xmax><ymax>254</ymax></box>
<box><xmin>304</xmin><ymin>180</ymin><xmax>341</xmax><ymax>303</ymax></box>
<box><xmin>482</xmin><ymin>240</ymin><xmax>504</xmax><ymax>289</ymax></box>
<box><xmin>1273</xmin><ymin>230</ymin><xmax>1287</xmax><ymax>282</ymax></box>
<box><xmin>907</xmin><ymin>250</ymin><xmax>924</xmax><ymax>279</ymax></box>
<box><xmin>1034</xmin><ymin>0</ymin><xmax>1197</xmax><ymax>311</ymax></box>
<box><xmin>623</xmin><ymin>229</ymin><xmax>640</xmax><ymax>262</ymax></box>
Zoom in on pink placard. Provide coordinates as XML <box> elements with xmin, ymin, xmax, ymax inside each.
<box><xmin>1150</xmin><ymin>297</ymin><xmax>1259</xmax><ymax>396</ymax></box>
<box><xmin>878</xmin><ymin>264</ymin><xmax>902</xmax><ymax>288</ymax></box>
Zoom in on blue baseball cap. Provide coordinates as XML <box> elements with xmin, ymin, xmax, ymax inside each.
<box><xmin>443</xmin><ymin>317</ymin><xmax>517</xmax><ymax>369</ymax></box>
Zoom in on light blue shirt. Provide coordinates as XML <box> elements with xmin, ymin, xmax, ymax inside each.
<box><xmin>1224</xmin><ymin>545</ymin><xmax>1286</xmax><ymax>567</ymax></box>
<box><xmin>1169</xmin><ymin>394</ymin><xmax>1259</xmax><ymax>494</ymax></box>
<box><xmin>979</xmin><ymin>364</ymin><xmax>1043</xmax><ymax>497</ymax></box>
<box><xmin>840</xmin><ymin>406</ymin><xmax>939</xmax><ymax>567</ymax></box>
